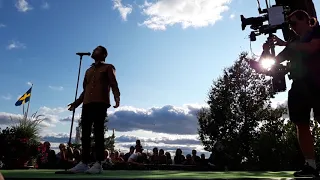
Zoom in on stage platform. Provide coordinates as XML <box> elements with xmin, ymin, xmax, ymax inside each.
<box><xmin>0</xmin><ymin>170</ymin><xmax>304</xmax><ymax>180</ymax></box>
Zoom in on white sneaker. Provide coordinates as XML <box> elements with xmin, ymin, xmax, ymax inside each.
<box><xmin>85</xmin><ymin>162</ymin><xmax>103</xmax><ymax>174</ymax></box>
<box><xmin>68</xmin><ymin>162</ymin><xmax>89</xmax><ymax>173</ymax></box>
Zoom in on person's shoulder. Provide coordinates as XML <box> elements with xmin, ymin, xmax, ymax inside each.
<box><xmin>104</xmin><ymin>63</ymin><xmax>116</xmax><ymax>70</ymax></box>
<box><xmin>312</xmin><ymin>26</ymin><xmax>320</xmax><ymax>37</ymax></box>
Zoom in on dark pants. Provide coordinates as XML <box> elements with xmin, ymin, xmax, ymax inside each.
<box><xmin>288</xmin><ymin>79</ymin><xmax>320</xmax><ymax>124</ymax></box>
<box><xmin>81</xmin><ymin>102</ymin><xmax>108</xmax><ymax>164</ymax></box>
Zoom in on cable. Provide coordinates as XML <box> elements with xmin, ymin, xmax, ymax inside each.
<box><xmin>249</xmin><ymin>40</ymin><xmax>259</xmax><ymax>58</ymax></box>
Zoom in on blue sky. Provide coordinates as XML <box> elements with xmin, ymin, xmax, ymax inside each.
<box><xmin>0</xmin><ymin>0</ymin><xmax>319</xmax><ymax>154</ymax></box>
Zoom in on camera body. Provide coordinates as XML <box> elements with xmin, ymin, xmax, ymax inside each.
<box><xmin>240</xmin><ymin>2</ymin><xmax>293</xmax><ymax>93</ymax></box>
<box><xmin>248</xmin><ymin>56</ymin><xmax>289</xmax><ymax>93</ymax></box>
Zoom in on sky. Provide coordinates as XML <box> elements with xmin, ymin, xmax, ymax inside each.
<box><xmin>0</xmin><ymin>0</ymin><xmax>319</xmax><ymax>156</ymax></box>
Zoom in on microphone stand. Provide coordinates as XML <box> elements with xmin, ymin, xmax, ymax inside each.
<box><xmin>68</xmin><ymin>54</ymin><xmax>85</xmax><ymax>147</ymax></box>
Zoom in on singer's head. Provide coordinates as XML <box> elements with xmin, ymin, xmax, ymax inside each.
<box><xmin>91</xmin><ymin>45</ymin><xmax>108</xmax><ymax>62</ymax></box>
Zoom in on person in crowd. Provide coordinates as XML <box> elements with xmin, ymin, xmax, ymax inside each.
<box><xmin>199</xmin><ymin>154</ymin><xmax>208</xmax><ymax>166</ymax></box>
<box><xmin>102</xmin><ymin>150</ymin><xmax>113</xmax><ymax>169</ymax></box>
<box><xmin>158</xmin><ymin>149</ymin><xmax>167</xmax><ymax>164</ymax></box>
<box><xmin>67</xmin><ymin>45</ymin><xmax>121</xmax><ymax>174</ymax></box>
<box><xmin>191</xmin><ymin>150</ymin><xmax>201</xmax><ymax>164</ymax></box>
<box><xmin>165</xmin><ymin>152</ymin><xmax>173</xmax><ymax>164</ymax></box>
<box><xmin>150</xmin><ymin>148</ymin><xmax>159</xmax><ymax>164</ymax></box>
<box><xmin>111</xmin><ymin>151</ymin><xmax>124</xmax><ymax>164</ymax></box>
<box><xmin>183</xmin><ymin>154</ymin><xmax>196</xmax><ymax>165</ymax></box>
<box><xmin>262</xmin><ymin>10</ymin><xmax>320</xmax><ymax>177</ymax></box>
<box><xmin>127</xmin><ymin>152</ymin><xmax>143</xmax><ymax>166</ymax></box>
<box><xmin>124</xmin><ymin>146</ymin><xmax>135</xmax><ymax>162</ymax></box>
<box><xmin>173</xmin><ymin>149</ymin><xmax>185</xmax><ymax>165</ymax></box>
<box><xmin>135</xmin><ymin>140</ymin><xmax>143</xmax><ymax>153</ymax></box>
<box><xmin>73</xmin><ymin>148</ymin><xmax>81</xmax><ymax>164</ymax></box>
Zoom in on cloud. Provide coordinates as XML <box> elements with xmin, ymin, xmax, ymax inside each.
<box><xmin>48</xmin><ymin>86</ymin><xmax>63</xmax><ymax>91</ymax></box>
<box><xmin>6</xmin><ymin>41</ymin><xmax>26</xmax><ymax>50</ymax></box>
<box><xmin>0</xmin><ymin>112</ymin><xmax>53</xmax><ymax>128</ymax></box>
<box><xmin>112</xmin><ymin>0</ymin><xmax>133</xmax><ymax>21</ymax></box>
<box><xmin>26</xmin><ymin>82</ymin><xmax>33</xmax><ymax>86</ymax></box>
<box><xmin>41</xmin><ymin>1</ymin><xmax>49</xmax><ymax>9</ymax></box>
<box><xmin>15</xmin><ymin>0</ymin><xmax>32</xmax><ymax>12</ymax></box>
<box><xmin>0</xmin><ymin>24</ymin><xmax>6</xmax><ymax>28</ymax></box>
<box><xmin>61</xmin><ymin>104</ymin><xmax>206</xmax><ymax>134</ymax></box>
<box><xmin>230</xmin><ymin>13</ymin><xmax>235</xmax><ymax>19</ymax></box>
<box><xmin>0</xmin><ymin>104</ymin><xmax>210</xmax><ymax>156</ymax></box>
<box><xmin>1</xmin><ymin>94</ymin><xmax>11</xmax><ymax>100</ymax></box>
<box><xmin>138</xmin><ymin>0</ymin><xmax>231</xmax><ymax>30</ymax></box>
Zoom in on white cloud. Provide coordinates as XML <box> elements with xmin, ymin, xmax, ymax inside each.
<box><xmin>0</xmin><ymin>104</ymin><xmax>210</xmax><ymax>156</ymax></box>
<box><xmin>112</xmin><ymin>0</ymin><xmax>133</xmax><ymax>21</ymax></box>
<box><xmin>0</xmin><ymin>23</ymin><xmax>6</xmax><ymax>28</ymax></box>
<box><xmin>15</xmin><ymin>0</ymin><xmax>32</xmax><ymax>12</ymax></box>
<box><xmin>61</xmin><ymin>103</ymin><xmax>206</xmax><ymax>134</ymax></box>
<box><xmin>0</xmin><ymin>112</ymin><xmax>54</xmax><ymax>128</ymax></box>
<box><xmin>48</xmin><ymin>85</ymin><xmax>63</xmax><ymax>91</ymax></box>
<box><xmin>6</xmin><ymin>40</ymin><xmax>26</xmax><ymax>50</ymax></box>
<box><xmin>26</xmin><ymin>82</ymin><xmax>32</xmax><ymax>86</ymax></box>
<box><xmin>230</xmin><ymin>13</ymin><xmax>235</xmax><ymax>19</ymax></box>
<box><xmin>1</xmin><ymin>94</ymin><xmax>11</xmax><ymax>100</ymax></box>
<box><xmin>41</xmin><ymin>1</ymin><xmax>49</xmax><ymax>9</ymax></box>
<box><xmin>138</xmin><ymin>0</ymin><xmax>231</xmax><ymax>30</ymax></box>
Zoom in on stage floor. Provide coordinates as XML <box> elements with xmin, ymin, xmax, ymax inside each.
<box><xmin>0</xmin><ymin>170</ymin><xmax>300</xmax><ymax>179</ymax></box>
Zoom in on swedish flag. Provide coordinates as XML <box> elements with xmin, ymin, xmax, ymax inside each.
<box><xmin>15</xmin><ymin>87</ymin><xmax>32</xmax><ymax>106</ymax></box>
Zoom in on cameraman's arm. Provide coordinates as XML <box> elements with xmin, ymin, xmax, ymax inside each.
<box><xmin>275</xmin><ymin>47</ymin><xmax>293</xmax><ymax>63</ymax></box>
<box><xmin>288</xmin><ymin>39</ymin><xmax>320</xmax><ymax>54</ymax></box>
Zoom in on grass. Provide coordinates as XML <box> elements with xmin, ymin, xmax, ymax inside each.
<box><xmin>0</xmin><ymin>169</ymin><xmax>295</xmax><ymax>179</ymax></box>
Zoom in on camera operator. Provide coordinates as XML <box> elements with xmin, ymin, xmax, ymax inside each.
<box><xmin>263</xmin><ymin>10</ymin><xmax>320</xmax><ymax>177</ymax></box>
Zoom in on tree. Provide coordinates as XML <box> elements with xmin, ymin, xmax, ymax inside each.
<box><xmin>198</xmin><ymin>52</ymin><xmax>286</xmax><ymax>169</ymax></box>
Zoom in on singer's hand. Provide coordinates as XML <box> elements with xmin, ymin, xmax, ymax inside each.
<box><xmin>68</xmin><ymin>103</ymin><xmax>76</xmax><ymax>111</ymax></box>
<box><xmin>114</xmin><ymin>97</ymin><xmax>120</xmax><ymax>108</ymax></box>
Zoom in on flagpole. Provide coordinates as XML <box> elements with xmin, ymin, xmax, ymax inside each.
<box><xmin>25</xmin><ymin>84</ymin><xmax>33</xmax><ymax>119</ymax></box>
<box><xmin>22</xmin><ymin>103</ymin><xmax>25</xmax><ymax>117</ymax></box>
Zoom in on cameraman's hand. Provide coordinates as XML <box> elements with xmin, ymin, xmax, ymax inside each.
<box><xmin>262</xmin><ymin>42</ymin><xmax>271</xmax><ymax>51</ymax></box>
<box><xmin>270</xmin><ymin>35</ymin><xmax>287</xmax><ymax>46</ymax></box>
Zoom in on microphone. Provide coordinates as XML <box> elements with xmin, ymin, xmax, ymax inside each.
<box><xmin>76</xmin><ymin>52</ymin><xmax>91</xmax><ymax>56</ymax></box>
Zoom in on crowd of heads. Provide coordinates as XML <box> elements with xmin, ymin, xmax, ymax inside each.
<box><xmin>34</xmin><ymin>140</ymin><xmax>226</xmax><ymax>170</ymax></box>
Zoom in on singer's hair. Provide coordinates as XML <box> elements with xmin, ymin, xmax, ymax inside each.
<box><xmin>288</xmin><ymin>10</ymin><xmax>318</xmax><ymax>27</ymax></box>
<box><xmin>98</xmin><ymin>45</ymin><xmax>108</xmax><ymax>57</ymax></box>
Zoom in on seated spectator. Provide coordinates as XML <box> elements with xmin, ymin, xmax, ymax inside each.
<box><xmin>65</xmin><ymin>146</ymin><xmax>75</xmax><ymax>168</ymax></box>
<box><xmin>140</xmin><ymin>153</ymin><xmax>150</xmax><ymax>164</ymax></box>
<box><xmin>183</xmin><ymin>154</ymin><xmax>196</xmax><ymax>165</ymax></box>
<box><xmin>73</xmin><ymin>148</ymin><xmax>81</xmax><ymax>164</ymax></box>
<box><xmin>191</xmin><ymin>150</ymin><xmax>201</xmax><ymax>164</ymax></box>
<box><xmin>111</xmin><ymin>151</ymin><xmax>124</xmax><ymax>164</ymax></box>
<box><xmin>135</xmin><ymin>140</ymin><xmax>143</xmax><ymax>153</ymax></box>
<box><xmin>124</xmin><ymin>146</ymin><xmax>135</xmax><ymax>162</ymax></box>
<box><xmin>158</xmin><ymin>149</ymin><xmax>167</xmax><ymax>164</ymax></box>
<box><xmin>120</xmin><ymin>152</ymin><xmax>125</xmax><ymax>160</ymax></box>
<box><xmin>200</xmin><ymin>153</ymin><xmax>208</xmax><ymax>166</ymax></box>
<box><xmin>56</xmin><ymin>143</ymin><xmax>68</xmax><ymax>169</ymax></box>
<box><xmin>127</xmin><ymin>152</ymin><xmax>143</xmax><ymax>165</ymax></box>
<box><xmin>150</xmin><ymin>147</ymin><xmax>159</xmax><ymax>164</ymax></box>
<box><xmin>173</xmin><ymin>149</ymin><xmax>185</xmax><ymax>165</ymax></box>
<box><xmin>102</xmin><ymin>150</ymin><xmax>113</xmax><ymax>169</ymax></box>
<box><xmin>165</xmin><ymin>152</ymin><xmax>173</xmax><ymax>164</ymax></box>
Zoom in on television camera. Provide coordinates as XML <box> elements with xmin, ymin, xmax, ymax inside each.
<box><xmin>240</xmin><ymin>0</ymin><xmax>292</xmax><ymax>93</ymax></box>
